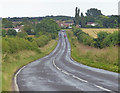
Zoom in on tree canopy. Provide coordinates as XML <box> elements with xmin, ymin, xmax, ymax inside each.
<box><xmin>36</xmin><ymin>18</ymin><xmax>60</xmax><ymax>34</ymax></box>
<box><xmin>7</xmin><ymin>29</ymin><xmax>17</xmax><ymax>36</ymax></box>
<box><xmin>2</xmin><ymin>18</ymin><xmax>13</xmax><ymax>28</ymax></box>
<box><xmin>85</xmin><ymin>8</ymin><xmax>103</xmax><ymax>17</ymax></box>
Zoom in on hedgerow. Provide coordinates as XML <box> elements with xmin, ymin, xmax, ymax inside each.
<box><xmin>72</xmin><ymin>27</ymin><xmax>119</xmax><ymax>49</ymax></box>
<box><xmin>2</xmin><ymin>37</ymin><xmax>40</xmax><ymax>54</ymax></box>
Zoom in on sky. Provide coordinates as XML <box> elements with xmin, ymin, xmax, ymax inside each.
<box><xmin>0</xmin><ymin>0</ymin><xmax>119</xmax><ymax>18</ymax></box>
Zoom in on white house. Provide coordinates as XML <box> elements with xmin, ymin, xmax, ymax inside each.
<box><xmin>87</xmin><ymin>22</ymin><xmax>98</xmax><ymax>26</ymax></box>
<box><xmin>14</xmin><ymin>28</ymin><xmax>21</xmax><ymax>32</ymax></box>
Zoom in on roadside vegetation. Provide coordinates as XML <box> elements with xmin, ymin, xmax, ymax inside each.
<box><xmin>2</xmin><ymin>39</ymin><xmax>57</xmax><ymax>91</ymax></box>
<box><xmin>2</xmin><ymin>18</ymin><xmax>60</xmax><ymax>91</ymax></box>
<box><xmin>67</xmin><ymin>29</ymin><xmax>118</xmax><ymax>72</ymax></box>
<box><xmin>72</xmin><ymin>27</ymin><xmax>119</xmax><ymax>49</ymax></box>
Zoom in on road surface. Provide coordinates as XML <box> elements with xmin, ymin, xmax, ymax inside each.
<box><xmin>15</xmin><ymin>31</ymin><xmax>118</xmax><ymax>92</ymax></box>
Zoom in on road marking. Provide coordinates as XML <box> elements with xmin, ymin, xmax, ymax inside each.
<box><xmin>72</xmin><ymin>75</ymin><xmax>88</xmax><ymax>83</ymax></box>
<box><xmin>94</xmin><ymin>84</ymin><xmax>112</xmax><ymax>92</ymax></box>
<box><xmin>52</xmin><ymin>59</ymin><xmax>87</xmax><ymax>83</ymax></box>
<box><xmin>53</xmin><ymin>59</ymin><xmax>113</xmax><ymax>92</ymax></box>
<box><xmin>14</xmin><ymin>66</ymin><xmax>26</xmax><ymax>92</ymax></box>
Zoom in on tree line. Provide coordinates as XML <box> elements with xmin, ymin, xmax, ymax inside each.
<box><xmin>2</xmin><ymin>18</ymin><xmax>60</xmax><ymax>55</ymax></box>
<box><xmin>72</xmin><ymin>27</ymin><xmax>119</xmax><ymax>49</ymax></box>
<box><xmin>2</xmin><ymin>18</ymin><xmax>60</xmax><ymax>37</ymax></box>
<box><xmin>3</xmin><ymin>16</ymin><xmax>73</xmax><ymax>23</ymax></box>
<box><xmin>74</xmin><ymin>7</ymin><xmax>118</xmax><ymax>28</ymax></box>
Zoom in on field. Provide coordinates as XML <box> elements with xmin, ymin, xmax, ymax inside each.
<box><xmin>28</xmin><ymin>35</ymin><xmax>35</xmax><ymax>37</ymax></box>
<box><xmin>67</xmin><ymin>30</ymin><xmax>118</xmax><ymax>72</ymax></box>
<box><xmin>2</xmin><ymin>39</ymin><xmax>57</xmax><ymax>91</ymax></box>
<box><xmin>81</xmin><ymin>28</ymin><xmax>118</xmax><ymax>38</ymax></box>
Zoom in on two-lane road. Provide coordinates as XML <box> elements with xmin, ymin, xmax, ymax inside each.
<box><xmin>15</xmin><ymin>31</ymin><xmax>118</xmax><ymax>92</ymax></box>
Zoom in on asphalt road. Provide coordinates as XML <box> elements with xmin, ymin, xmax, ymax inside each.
<box><xmin>15</xmin><ymin>31</ymin><xmax>118</xmax><ymax>92</ymax></box>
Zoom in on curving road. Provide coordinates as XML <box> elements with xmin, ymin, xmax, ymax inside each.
<box><xmin>15</xmin><ymin>31</ymin><xmax>118</xmax><ymax>92</ymax></box>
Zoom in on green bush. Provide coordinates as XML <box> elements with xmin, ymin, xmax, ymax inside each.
<box><xmin>2</xmin><ymin>37</ymin><xmax>40</xmax><ymax>54</ymax></box>
<box><xmin>35</xmin><ymin>35</ymin><xmax>49</xmax><ymax>47</ymax></box>
<box><xmin>2</xmin><ymin>29</ymin><xmax>6</xmax><ymax>37</ymax></box>
<box><xmin>94</xmin><ymin>31</ymin><xmax>109</xmax><ymax>48</ymax></box>
<box><xmin>26</xmin><ymin>37</ymin><xmax>33</xmax><ymax>42</ymax></box>
<box><xmin>7</xmin><ymin>29</ymin><xmax>17</xmax><ymax>36</ymax></box>
<box><xmin>103</xmin><ymin>31</ymin><xmax>119</xmax><ymax>47</ymax></box>
<box><xmin>17</xmin><ymin>32</ymin><xmax>28</xmax><ymax>38</ymax></box>
<box><xmin>72</xmin><ymin>27</ymin><xmax>82</xmax><ymax>36</ymax></box>
<box><xmin>72</xmin><ymin>27</ymin><xmax>119</xmax><ymax>49</ymax></box>
<box><xmin>2</xmin><ymin>38</ymin><xmax>9</xmax><ymax>54</ymax></box>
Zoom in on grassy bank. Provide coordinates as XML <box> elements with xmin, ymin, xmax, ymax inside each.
<box><xmin>66</xmin><ymin>30</ymin><xmax>118</xmax><ymax>72</ymax></box>
<box><xmin>2</xmin><ymin>39</ymin><xmax>57</xmax><ymax>91</ymax></box>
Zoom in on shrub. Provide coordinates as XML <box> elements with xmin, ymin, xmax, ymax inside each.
<box><xmin>35</xmin><ymin>35</ymin><xmax>49</xmax><ymax>47</ymax></box>
<box><xmin>103</xmin><ymin>31</ymin><xmax>118</xmax><ymax>47</ymax></box>
<box><xmin>7</xmin><ymin>29</ymin><xmax>17</xmax><ymax>36</ymax></box>
<box><xmin>72</xmin><ymin>27</ymin><xmax>119</xmax><ymax>49</ymax></box>
<box><xmin>2</xmin><ymin>29</ymin><xmax>6</xmax><ymax>37</ymax></box>
<box><xmin>17</xmin><ymin>32</ymin><xmax>28</xmax><ymax>38</ymax></box>
<box><xmin>26</xmin><ymin>37</ymin><xmax>33</xmax><ymax>42</ymax></box>
<box><xmin>2</xmin><ymin>38</ymin><xmax>9</xmax><ymax>54</ymax></box>
<box><xmin>2</xmin><ymin>37</ymin><xmax>39</xmax><ymax>54</ymax></box>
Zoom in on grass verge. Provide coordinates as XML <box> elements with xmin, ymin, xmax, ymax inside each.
<box><xmin>2</xmin><ymin>39</ymin><xmax>57</xmax><ymax>91</ymax></box>
<box><xmin>66</xmin><ymin>30</ymin><xmax>118</xmax><ymax>72</ymax></box>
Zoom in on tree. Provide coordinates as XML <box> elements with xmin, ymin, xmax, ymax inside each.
<box><xmin>7</xmin><ymin>29</ymin><xmax>17</xmax><ymax>36</ymax></box>
<box><xmin>2</xmin><ymin>29</ymin><xmax>6</xmax><ymax>37</ymax></box>
<box><xmin>102</xmin><ymin>16</ymin><xmax>118</xmax><ymax>28</ymax></box>
<box><xmin>97</xmin><ymin>31</ymin><xmax>108</xmax><ymax>41</ymax></box>
<box><xmin>36</xmin><ymin>18</ymin><xmax>60</xmax><ymax>36</ymax></box>
<box><xmin>94</xmin><ymin>31</ymin><xmax>108</xmax><ymax>48</ymax></box>
<box><xmin>103</xmin><ymin>31</ymin><xmax>119</xmax><ymax>47</ymax></box>
<box><xmin>79</xmin><ymin>13</ymin><xmax>86</xmax><ymax>28</ymax></box>
<box><xmin>86</xmin><ymin>8</ymin><xmax>102</xmax><ymax>17</ymax></box>
<box><xmin>17</xmin><ymin>31</ymin><xmax>28</xmax><ymax>38</ymax></box>
<box><xmin>86</xmin><ymin>16</ymin><xmax>95</xmax><ymax>22</ymax></box>
<box><xmin>74</xmin><ymin>7</ymin><xmax>80</xmax><ymax>25</ymax></box>
<box><xmin>2</xmin><ymin>18</ymin><xmax>13</xmax><ymax>28</ymax></box>
<box><xmin>23</xmin><ymin>24</ymin><xmax>33</xmax><ymax>35</ymax></box>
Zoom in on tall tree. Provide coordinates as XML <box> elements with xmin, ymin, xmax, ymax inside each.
<box><xmin>86</xmin><ymin>8</ymin><xmax>102</xmax><ymax>17</ymax></box>
<box><xmin>74</xmin><ymin>7</ymin><xmax>80</xmax><ymax>26</ymax></box>
<box><xmin>79</xmin><ymin>13</ymin><xmax>86</xmax><ymax>28</ymax></box>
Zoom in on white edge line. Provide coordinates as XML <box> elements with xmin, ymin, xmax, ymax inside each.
<box><xmin>53</xmin><ymin>59</ymin><xmax>88</xmax><ymax>83</ymax></box>
<box><xmin>95</xmin><ymin>84</ymin><xmax>112</xmax><ymax>91</ymax></box>
<box><xmin>53</xmin><ymin>59</ymin><xmax>113</xmax><ymax>92</ymax></box>
<box><xmin>53</xmin><ymin>35</ymin><xmax>113</xmax><ymax>92</ymax></box>
<box><xmin>14</xmin><ymin>66</ymin><xmax>26</xmax><ymax>91</ymax></box>
<box><xmin>72</xmin><ymin>75</ymin><xmax>88</xmax><ymax>83</ymax></box>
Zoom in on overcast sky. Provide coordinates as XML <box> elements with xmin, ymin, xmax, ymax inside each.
<box><xmin>0</xmin><ymin>0</ymin><xmax>119</xmax><ymax>18</ymax></box>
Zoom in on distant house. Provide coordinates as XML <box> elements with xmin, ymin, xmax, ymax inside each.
<box><xmin>56</xmin><ymin>21</ymin><xmax>74</xmax><ymax>28</ymax></box>
<box><xmin>87</xmin><ymin>22</ymin><xmax>98</xmax><ymax>26</ymax></box>
<box><xmin>14</xmin><ymin>28</ymin><xmax>21</xmax><ymax>32</ymax></box>
<box><xmin>68</xmin><ymin>26</ymin><xmax>72</xmax><ymax>29</ymax></box>
<box><xmin>64</xmin><ymin>21</ymin><xmax>74</xmax><ymax>26</ymax></box>
<box><xmin>13</xmin><ymin>25</ymin><xmax>23</xmax><ymax>32</ymax></box>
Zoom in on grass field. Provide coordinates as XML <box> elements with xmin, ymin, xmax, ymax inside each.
<box><xmin>81</xmin><ymin>28</ymin><xmax>118</xmax><ymax>38</ymax></box>
<box><xmin>67</xmin><ymin>30</ymin><xmax>118</xmax><ymax>72</ymax></box>
<box><xmin>2</xmin><ymin>39</ymin><xmax>57</xmax><ymax>91</ymax></box>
